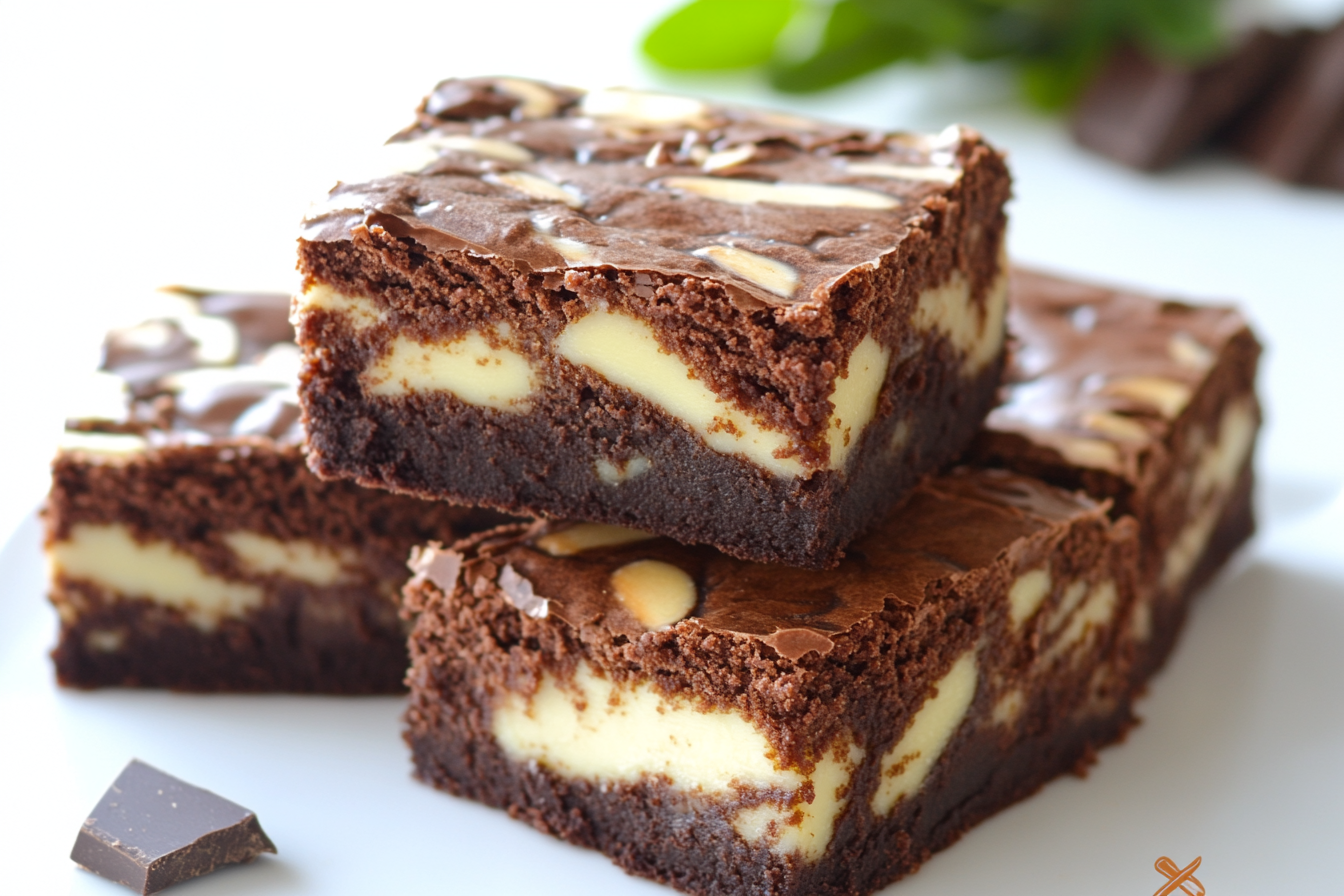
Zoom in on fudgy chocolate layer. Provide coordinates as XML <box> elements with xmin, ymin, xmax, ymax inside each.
<box><xmin>404</xmin><ymin>469</ymin><xmax>1141</xmax><ymax>894</ymax></box>
<box><xmin>296</xmin><ymin>77</ymin><xmax>1011</xmax><ymax>567</ymax></box>
<box><xmin>300</xmin><ymin>313</ymin><xmax>1001</xmax><ymax>567</ymax></box>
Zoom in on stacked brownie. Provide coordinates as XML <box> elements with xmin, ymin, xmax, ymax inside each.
<box><xmin>288</xmin><ymin>78</ymin><xmax>1261</xmax><ymax>895</ymax></box>
<box><xmin>295</xmin><ymin>78</ymin><xmax>1012</xmax><ymax>568</ymax></box>
<box><xmin>396</xmin><ymin>274</ymin><xmax>1257</xmax><ymax>895</ymax></box>
<box><xmin>45</xmin><ymin>77</ymin><xmax>1261</xmax><ymax>895</ymax></box>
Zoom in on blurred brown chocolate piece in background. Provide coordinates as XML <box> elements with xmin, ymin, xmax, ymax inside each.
<box><xmin>1228</xmin><ymin>19</ymin><xmax>1344</xmax><ymax>189</ymax></box>
<box><xmin>1071</xmin><ymin>17</ymin><xmax>1343</xmax><ymax>191</ymax></box>
<box><xmin>1071</xmin><ymin>29</ymin><xmax>1305</xmax><ymax>170</ymax></box>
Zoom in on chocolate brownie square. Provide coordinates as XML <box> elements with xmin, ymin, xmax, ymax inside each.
<box><xmin>295</xmin><ymin>77</ymin><xmax>1012</xmax><ymax>568</ymax></box>
<box><xmin>45</xmin><ymin>288</ymin><xmax>507</xmax><ymax>693</ymax></box>
<box><xmin>403</xmin><ymin>470</ymin><xmax>1141</xmax><ymax>895</ymax></box>
<box><xmin>973</xmin><ymin>268</ymin><xmax>1262</xmax><ymax>681</ymax></box>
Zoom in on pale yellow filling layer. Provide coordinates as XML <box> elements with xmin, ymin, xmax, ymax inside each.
<box><xmin>872</xmin><ymin>650</ymin><xmax>978</xmax><ymax>816</ymax></box>
<box><xmin>222</xmin><ymin>531</ymin><xmax>354</xmax><ymax>586</ymax></box>
<box><xmin>48</xmin><ymin>524</ymin><xmax>365</xmax><ymax>629</ymax></box>
<box><xmin>1161</xmin><ymin>401</ymin><xmax>1257</xmax><ymax>591</ymax></box>
<box><xmin>492</xmin><ymin>662</ymin><xmax>858</xmax><ymax>861</ymax></box>
<box><xmin>913</xmin><ymin>263</ymin><xmax>1008</xmax><ymax>375</ymax></box>
<box><xmin>732</xmin><ymin>739</ymin><xmax>865</xmax><ymax>862</ymax></box>
<box><xmin>49</xmin><ymin>523</ymin><xmax>263</xmax><ymax>631</ymax></box>
<box><xmin>305</xmin><ymin>261</ymin><xmax>1006</xmax><ymax>478</ymax></box>
<box><xmin>294</xmin><ymin>283</ymin><xmax>382</xmax><ymax>330</ymax></box>
<box><xmin>363</xmin><ymin>331</ymin><xmax>537</xmax><ymax>411</ymax></box>
<box><xmin>555</xmin><ymin>309</ymin><xmax>806</xmax><ymax>477</ymax></box>
<box><xmin>1042</xmin><ymin>580</ymin><xmax>1118</xmax><ymax>663</ymax></box>
<box><xmin>1007</xmin><ymin>567</ymin><xmax>1051</xmax><ymax>629</ymax></box>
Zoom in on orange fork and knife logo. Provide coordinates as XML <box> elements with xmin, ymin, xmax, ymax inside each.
<box><xmin>1153</xmin><ymin>856</ymin><xmax>1204</xmax><ymax>896</ymax></box>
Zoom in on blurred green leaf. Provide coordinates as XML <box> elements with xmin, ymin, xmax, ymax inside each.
<box><xmin>1018</xmin><ymin>52</ymin><xmax>1097</xmax><ymax>109</ymax></box>
<box><xmin>852</xmin><ymin>0</ymin><xmax>974</xmax><ymax>46</ymax></box>
<box><xmin>770</xmin><ymin>0</ymin><xmax>932</xmax><ymax>92</ymax></box>
<box><xmin>643</xmin><ymin>0</ymin><xmax>800</xmax><ymax>70</ymax></box>
<box><xmin>1131</xmin><ymin>0</ymin><xmax>1223</xmax><ymax>60</ymax></box>
<box><xmin>640</xmin><ymin>0</ymin><xmax>1231</xmax><ymax>108</ymax></box>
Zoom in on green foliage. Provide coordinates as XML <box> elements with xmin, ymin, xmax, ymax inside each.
<box><xmin>643</xmin><ymin>0</ymin><xmax>800</xmax><ymax>70</ymax></box>
<box><xmin>769</xmin><ymin>1</ymin><xmax>934</xmax><ymax>92</ymax></box>
<box><xmin>642</xmin><ymin>0</ymin><xmax>1228</xmax><ymax>108</ymax></box>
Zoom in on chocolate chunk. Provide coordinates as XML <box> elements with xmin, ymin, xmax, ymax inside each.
<box><xmin>1227</xmin><ymin>19</ymin><xmax>1344</xmax><ymax>189</ymax></box>
<box><xmin>71</xmin><ymin>760</ymin><xmax>276</xmax><ymax>894</ymax></box>
<box><xmin>1072</xmin><ymin>29</ymin><xmax>1305</xmax><ymax>170</ymax></box>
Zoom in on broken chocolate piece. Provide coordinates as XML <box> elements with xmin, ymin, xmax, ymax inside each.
<box><xmin>1071</xmin><ymin>29</ymin><xmax>1305</xmax><ymax>170</ymax></box>
<box><xmin>1229</xmin><ymin>19</ymin><xmax>1344</xmax><ymax>189</ymax></box>
<box><xmin>71</xmin><ymin>760</ymin><xmax>276</xmax><ymax>894</ymax></box>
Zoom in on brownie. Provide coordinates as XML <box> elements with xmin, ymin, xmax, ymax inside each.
<box><xmin>403</xmin><ymin>469</ymin><xmax>1142</xmax><ymax>896</ymax></box>
<box><xmin>971</xmin><ymin>268</ymin><xmax>1262</xmax><ymax>682</ymax></box>
<box><xmin>45</xmin><ymin>288</ymin><xmax>508</xmax><ymax>693</ymax></box>
<box><xmin>295</xmin><ymin>77</ymin><xmax>1012</xmax><ymax>568</ymax></box>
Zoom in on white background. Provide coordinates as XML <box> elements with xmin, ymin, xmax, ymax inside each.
<box><xmin>1</xmin><ymin>1</ymin><xmax>1342</xmax><ymax>894</ymax></box>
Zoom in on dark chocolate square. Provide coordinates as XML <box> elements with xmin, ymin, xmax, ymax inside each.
<box><xmin>71</xmin><ymin>760</ymin><xmax>276</xmax><ymax>894</ymax></box>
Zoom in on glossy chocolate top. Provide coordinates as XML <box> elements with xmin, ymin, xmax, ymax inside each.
<box><xmin>986</xmin><ymin>268</ymin><xmax>1252</xmax><ymax>474</ymax></box>
<box><xmin>67</xmin><ymin>289</ymin><xmax>302</xmax><ymax>445</ymax></box>
<box><xmin>437</xmin><ymin>468</ymin><xmax>1104</xmax><ymax>660</ymax></box>
<box><xmin>302</xmin><ymin>77</ymin><xmax>995</xmax><ymax>310</ymax></box>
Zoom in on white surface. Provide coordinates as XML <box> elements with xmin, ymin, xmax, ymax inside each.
<box><xmin>2</xmin><ymin>0</ymin><xmax>1343</xmax><ymax>893</ymax></box>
